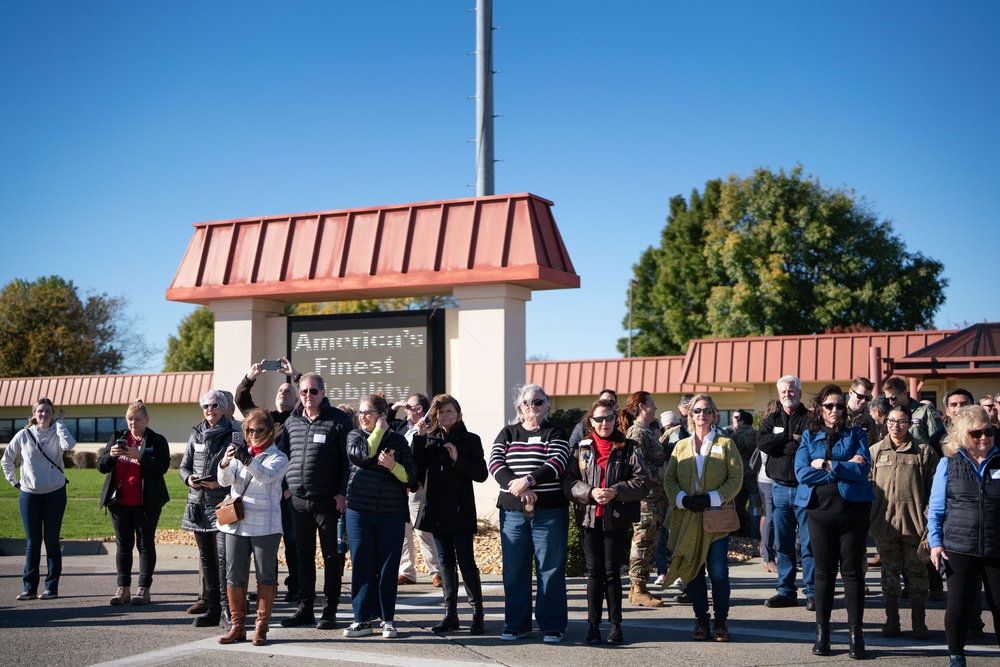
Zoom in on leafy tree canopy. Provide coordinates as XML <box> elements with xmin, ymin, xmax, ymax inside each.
<box><xmin>163</xmin><ymin>296</ymin><xmax>456</xmax><ymax>371</ymax></box>
<box><xmin>620</xmin><ymin>166</ymin><xmax>947</xmax><ymax>356</ymax></box>
<box><xmin>0</xmin><ymin>276</ymin><xmax>145</xmax><ymax>377</ymax></box>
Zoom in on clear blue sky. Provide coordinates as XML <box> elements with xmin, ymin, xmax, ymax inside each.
<box><xmin>2</xmin><ymin>1</ymin><xmax>997</xmax><ymax>373</ymax></box>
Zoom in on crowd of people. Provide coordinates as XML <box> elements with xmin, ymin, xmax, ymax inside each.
<box><xmin>2</xmin><ymin>366</ymin><xmax>998</xmax><ymax>666</ymax></box>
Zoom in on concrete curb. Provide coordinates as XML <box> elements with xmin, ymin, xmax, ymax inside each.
<box><xmin>0</xmin><ymin>538</ymin><xmax>109</xmax><ymax>557</ymax></box>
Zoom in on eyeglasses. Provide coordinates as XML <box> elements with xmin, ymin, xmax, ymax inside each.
<box><xmin>523</xmin><ymin>398</ymin><xmax>545</xmax><ymax>408</ymax></box>
<box><xmin>822</xmin><ymin>403</ymin><xmax>847</xmax><ymax>411</ymax></box>
<box><xmin>403</xmin><ymin>404</ymin><xmax>420</xmax><ymax>411</ymax></box>
<box><xmin>692</xmin><ymin>407</ymin><xmax>713</xmax><ymax>415</ymax></box>
<box><xmin>852</xmin><ymin>390</ymin><xmax>873</xmax><ymax>402</ymax></box>
<box><xmin>357</xmin><ymin>410</ymin><xmax>380</xmax><ymax>417</ymax></box>
<box><xmin>299</xmin><ymin>387</ymin><xmax>320</xmax><ymax>396</ymax></box>
<box><xmin>246</xmin><ymin>427</ymin><xmax>269</xmax><ymax>436</ymax></box>
<box><xmin>201</xmin><ymin>403</ymin><xmax>219</xmax><ymax>410</ymax></box>
<box><xmin>591</xmin><ymin>414</ymin><xmax>616</xmax><ymax>424</ymax></box>
<box><xmin>886</xmin><ymin>419</ymin><xmax>909</xmax><ymax>427</ymax></box>
<box><xmin>970</xmin><ymin>428</ymin><xmax>996</xmax><ymax>440</ymax></box>
<box><xmin>888</xmin><ymin>394</ymin><xmax>905</xmax><ymax>404</ymax></box>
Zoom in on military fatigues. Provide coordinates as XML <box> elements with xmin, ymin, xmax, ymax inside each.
<box><xmin>846</xmin><ymin>407</ymin><xmax>878</xmax><ymax>445</ymax></box>
<box><xmin>906</xmin><ymin>398</ymin><xmax>941</xmax><ymax>446</ymax></box>
<box><xmin>869</xmin><ymin>435</ymin><xmax>939</xmax><ymax>604</ymax></box>
<box><xmin>627</xmin><ymin>421</ymin><xmax>667</xmax><ymax>585</ymax></box>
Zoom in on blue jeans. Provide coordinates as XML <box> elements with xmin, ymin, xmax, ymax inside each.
<box><xmin>771</xmin><ymin>483</ymin><xmax>813</xmax><ymax>598</ymax></box>
<box><xmin>345</xmin><ymin>509</ymin><xmax>405</xmax><ymax>622</ymax></box>
<box><xmin>759</xmin><ymin>481</ymin><xmax>776</xmax><ymax>562</ymax></box>
<box><xmin>19</xmin><ymin>486</ymin><xmax>67</xmax><ymax>594</ymax></box>
<box><xmin>687</xmin><ymin>535</ymin><xmax>731</xmax><ymax>620</ymax></box>
<box><xmin>499</xmin><ymin>507</ymin><xmax>568</xmax><ymax>634</ymax></box>
<box><xmin>433</xmin><ymin>533</ymin><xmax>477</xmax><ymax>577</ymax></box>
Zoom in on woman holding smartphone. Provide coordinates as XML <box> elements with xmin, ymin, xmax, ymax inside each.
<box><xmin>180</xmin><ymin>389</ymin><xmax>235</xmax><ymax>628</ymax></box>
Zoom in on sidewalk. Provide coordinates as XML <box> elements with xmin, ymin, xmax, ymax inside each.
<box><xmin>0</xmin><ymin>543</ymin><xmax>996</xmax><ymax>667</ymax></box>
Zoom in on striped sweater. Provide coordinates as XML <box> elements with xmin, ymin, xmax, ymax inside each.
<box><xmin>490</xmin><ymin>421</ymin><xmax>570</xmax><ymax>511</ymax></box>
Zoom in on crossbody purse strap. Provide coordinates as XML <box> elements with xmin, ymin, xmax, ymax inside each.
<box><xmin>24</xmin><ymin>428</ymin><xmax>65</xmax><ymax>476</ymax></box>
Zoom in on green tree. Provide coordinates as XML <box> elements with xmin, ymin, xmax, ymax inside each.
<box><xmin>0</xmin><ymin>276</ymin><xmax>142</xmax><ymax>376</ymax></box>
<box><xmin>163</xmin><ymin>306</ymin><xmax>215</xmax><ymax>371</ymax></box>
<box><xmin>621</xmin><ymin>167</ymin><xmax>946</xmax><ymax>355</ymax></box>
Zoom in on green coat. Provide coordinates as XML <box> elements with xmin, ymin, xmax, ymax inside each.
<box><xmin>663</xmin><ymin>432</ymin><xmax>744</xmax><ymax>586</ymax></box>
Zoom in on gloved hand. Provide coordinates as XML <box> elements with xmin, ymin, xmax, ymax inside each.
<box><xmin>233</xmin><ymin>445</ymin><xmax>253</xmax><ymax>466</ymax></box>
<box><xmin>682</xmin><ymin>494</ymin><xmax>711</xmax><ymax>512</ymax></box>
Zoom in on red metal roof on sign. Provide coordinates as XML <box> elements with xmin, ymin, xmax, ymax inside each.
<box><xmin>0</xmin><ymin>372</ymin><xmax>214</xmax><ymax>408</ymax></box>
<box><xmin>166</xmin><ymin>193</ymin><xmax>579</xmax><ymax>305</ymax></box>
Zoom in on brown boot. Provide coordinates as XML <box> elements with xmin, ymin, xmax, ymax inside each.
<box><xmin>911</xmin><ymin>600</ymin><xmax>929</xmax><ymax>640</ymax></box>
<box><xmin>218</xmin><ymin>586</ymin><xmax>247</xmax><ymax>644</ymax></box>
<box><xmin>629</xmin><ymin>581</ymin><xmax>663</xmax><ymax>608</ymax></box>
<box><xmin>252</xmin><ymin>584</ymin><xmax>277</xmax><ymax>646</ymax></box>
<box><xmin>882</xmin><ymin>600</ymin><xmax>901</xmax><ymax>637</ymax></box>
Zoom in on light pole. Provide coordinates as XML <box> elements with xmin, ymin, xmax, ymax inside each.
<box><xmin>627</xmin><ymin>279</ymin><xmax>639</xmax><ymax>357</ymax></box>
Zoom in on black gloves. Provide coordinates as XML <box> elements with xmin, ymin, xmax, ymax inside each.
<box><xmin>682</xmin><ymin>494</ymin><xmax>711</xmax><ymax>512</ymax></box>
<box><xmin>233</xmin><ymin>445</ymin><xmax>253</xmax><ymax>466</ymax></box>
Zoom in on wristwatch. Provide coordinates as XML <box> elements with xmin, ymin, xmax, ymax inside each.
<box><xmin>293</xmin><ymin>372</ymin><xmax>303</xmax><ymax>383</ymax></box>
<box><xmin>524</xmin><ymin>474</ymin><xmax>535</xmax><ymax>487</ymax></box>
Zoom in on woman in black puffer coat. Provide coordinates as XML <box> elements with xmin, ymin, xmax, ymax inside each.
<box><xmin>412</xmin><ymin>394</ymin><xmax>489</xmax><ymax>634</ymax></box>
<box><xmin>179</xmin><ymin>389</ymin><xmax>235</xmax><ymax>628</ymax></box>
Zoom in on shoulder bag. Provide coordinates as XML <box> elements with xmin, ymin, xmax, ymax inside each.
<box><xmin>215</xmin><ymin>471</ymin><xmax>247</xmax><ymax>526</ymax></box>
<box><xmin>703</xmin><ymin>502</ymin><xmax>740</xmax><ymax>533</ymax></box>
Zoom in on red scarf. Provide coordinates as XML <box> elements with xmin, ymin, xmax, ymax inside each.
<box><xmin>591</xmin><ymin>431</ymin><xmax>615</xmax><ymax>517</ymax></box>
<box><xmin>248</xmin><ymin>439</ymin><xmax>269</xmax><ymax>458</ymax></box>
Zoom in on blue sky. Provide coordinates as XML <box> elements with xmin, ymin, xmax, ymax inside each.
<box><xmin>2</xmin><ymin>1</ymin><xmax>997</xmax><ymax>373</ymax></box>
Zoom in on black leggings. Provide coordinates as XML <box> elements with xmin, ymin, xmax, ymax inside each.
<box><xmin>109</xmin><ymin>504</ymin><xmax>161</xmax><ymax>588</ymax></box>
<box><xmin>193</xmin><ymin>530</ymin><xmax>227</xmax><ymax>613</ymax></box>
<box><xmin>807</xmin><ymin>501</ymin><xmax>871</xmax><ymax>626</ymax></box>
<box><xmin>943</xmin><ymin>552</ymin><xmax>1000</xmax><ymax>655</ymax></box>
<box><xmin>582</xmin><ymin>525</ymin><xmax>628</xmax><ymax>625</ymax></box>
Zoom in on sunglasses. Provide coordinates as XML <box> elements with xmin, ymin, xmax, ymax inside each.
<box><xmin>523</xmin><ymin>398</ymin><xmax>545</xmax><ymax>408</ymax></box>
<box><xmin>403</xmin><ymin>404</ymin><xmax>421</xmax><ymax>411</ymax></box>
<box><xmin>852</xmin><ymin>390</ymin><xmax>873</xmax><ymax>402</ymax></box>
<box><xmin>591</xmin><ymin>414</ymin><xmax>616</xmax><ymax>424</ymax></box>
<box><xmin>246</xmin><ymin>427</ymin><xmax>270</xmax><ymax>436</ymax></box>
<box><xmin>299</xmin><ymin>387</ymin><xmax>320</xmax><ymax>396</ymax></box>
<box><xmin>692</xmin><ymin>407</ymin><xmax>713</xmax><ymax>415</ymax></box>
<box><xmin>201</xmin><ymin>402</ymin><xmax>220</xmax><ymax>410</ymax></box>
<box><xmin>970</xmin><ymin>428</ymin><xmax>996</xmax><ymax>440</ymax></box>
<box><xmin>822</xmin><ymin>403</ymin><xmax>847</xmax><ymax>411</ymax></box>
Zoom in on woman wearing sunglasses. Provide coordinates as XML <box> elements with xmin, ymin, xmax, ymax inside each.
<box><xmin>342</xmin><ymin>392</ymin><xmax>416</xmax><ymax>639</ymax></box>
<box><xmin>795</xmin><ymin>384</ymin><xmax>874</xmax><ymax>659</ymax></box>
<box><xmin>664</xmin><ymin>393</ymin><xmax>743</xmax><ymax>642</ymax></box>
<box><xmin>564</xmin><ymin>398</ymin><xmax>650</xmax><ymax>645</ymax></box>
<box><xmin>179</xmin><ymin>389</ymin><xmax>236</xmax><ymax>629</ymax></box>
<box><xmin>927</xmin><ymin>405</ymin><xmax>1000</xmax><ymax>667</ymax></box>
<box><xmin>216</xmin><ymin>408</ymin><xmax>289</xmax><ymax>646</ymax></box>
<box><xmin>489</xmin><ymin>384</ymin><xmax>571</xmax><ymax>643</ymax></box>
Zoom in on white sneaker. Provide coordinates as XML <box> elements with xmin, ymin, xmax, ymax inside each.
<box><xmin>499</xmin><ymin>630</ymin><xmax>526</xmax><ymax>641</ymax></box>
<box><xmin>343</xmin><ymin>621</ymin><xmax>372</xmax><ymax>637</ymax></box>
<box><xmin>380</xmin><ymin>621</ymin><xmax>397</xmax><ymax>638</ymax></box>
<box><xmin>653</xmin><ymin>574</ymin><xmax>667</xmax><ymax>587</ymax></box>
<box><xmin>543</xmin><ymin>632</ymin><xmax>564</xmax><ymax>643</ymax></box>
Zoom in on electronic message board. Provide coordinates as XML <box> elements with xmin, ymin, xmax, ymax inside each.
<box><xmin>287</xmin><ymin>310</ymin><xmax>445</xmax><ymax>404</ymax></box>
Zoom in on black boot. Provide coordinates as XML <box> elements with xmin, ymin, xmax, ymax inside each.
<box><xmin>812</xmin><ymin>622</ymin><xmax>830</xmax><ymax>656</ymax></box>
<box><xmin>281</xmin><ymin>597</ymin><xmax>316</xmax><ymax>627</ymax></box>
<box><xmin>194</xmin><ymin>604</ymin><xmax>221</xmax><ymax>627</ymax></box>
<box><xmin>848</xmin><ymin>625</ymin><xmax>867</xmax><ymax>660</ymax></box>
<box><xmin>432</xmin><ymin>566</ymin><xmax>460</xmax><ymax>633</ymax></box>
<box><xmin>463</xmin><ymin>568</ymin><xmax>485</xmax><ymax>635</ymax></box>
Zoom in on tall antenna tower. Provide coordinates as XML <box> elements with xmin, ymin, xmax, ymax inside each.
<box><xmin>474</xmin><ymin>0</ymin><xmax>494</xmax><ymax>196</ymax></box>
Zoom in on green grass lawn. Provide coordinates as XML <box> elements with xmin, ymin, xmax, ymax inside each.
<box><xmin>0</xmin><ymin>468</ymin><xmax>189</xmax><ymax>539</ymax></box>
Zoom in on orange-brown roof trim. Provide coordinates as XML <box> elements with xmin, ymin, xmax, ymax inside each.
<box><xmin>166</xmin><ymin>193</ymin><xmax>579</xmax><ymax>305</ymax></box>
<box><xmin>0</xmin><ymin>372</ymin><xmax>214</xmax><ymax>408</ymax></box>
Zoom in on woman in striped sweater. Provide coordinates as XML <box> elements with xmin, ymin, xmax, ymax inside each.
<box><xmin>489</xmin><ymin>384</ymin><xmax>571</xmax><ymax>644</ymax></box>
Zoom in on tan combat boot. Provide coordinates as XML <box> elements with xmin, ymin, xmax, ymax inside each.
<box><xmin>629</xmin><ymin>581</ymin><xmax>663</xmax><ymax>607</ymax></box>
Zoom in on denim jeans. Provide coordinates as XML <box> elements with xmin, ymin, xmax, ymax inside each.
<box><xmin>771</xmin><ymin>483</ymin><xmax>813</xmax><ymax>598</ymax></box>
<box><xmin>109</xmin><ymin>504</ymin><xmax>162</xmax><ymax>587</ymax></box>
<box><xmin>687</xmin><ymin>535</ymin><xmax>731</xmax><ymax>620</ymax></box>
<box><xmin>345</xmin><ymin>508</ymin><xmax>406</xmax><ymax>623</ymax></box>
<box><xmin>499</xmin><ymin>507</ymin><xmax>568</xmax><ymax>634</ymax></box>
<box><xmin>225</xmin><ymin>532</ymin><xmax>281</xmax><ymax>588</ymax></box>
<box><xmin>433</xmin><ymin>533</ymin><xmax>477</xmax><ymax>578</ymax></box>
<box><xmin>19</xmin><ymin>486</ymin><xmax>67</xmax><ymax>594</ymax></box>
<box><xmin>759</xmin><ymin>481</ymin><xmax>776</xmax><ymax>562</ymax></box>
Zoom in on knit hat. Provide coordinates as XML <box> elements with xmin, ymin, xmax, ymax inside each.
<box><xmin>660</xmin><ymin>411</ymin><xmax>680</xmax><ymax>427</ymax></box>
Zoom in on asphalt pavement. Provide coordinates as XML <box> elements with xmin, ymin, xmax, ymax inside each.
<box><xmin>0</xmin><ymin>542</ymin><xmax>996</xmax><ymax>667</ymax></box>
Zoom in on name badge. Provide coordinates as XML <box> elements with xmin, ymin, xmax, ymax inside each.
<box><xmin>772</xmin><ymin>426</ymin><xmax>785</xmax><ymax>434</ymax></box>
<box><xmin>527</xmin><ymin>436</ymin><xmax>542</xmax><ymax>444</ymax></box>
<box><xmin>313</xmin><ymin>433</ymin><xmax>327</xmax><ymax>443</ymax></box>
<box><xmin>711</xmin><ymin>445</ymin><xmax>724</xmax><ymax>455</ymax></box>
<box><xmin>991</xmin><ymin>469</ymin><xmax>1000</xmax><ymax>480</ymax></box>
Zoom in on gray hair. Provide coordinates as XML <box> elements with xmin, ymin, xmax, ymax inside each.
<box><xmin>200</xmin><ymin>389</ymin><xmax>229</xmax><ymax>412</ymax></box>
<box><xmin>777</xmin><ymin>375</ymin><xmax>801</xmax><ymax>392</ymax></box>
<box><xmin>300</xmin><ymin>372</ymin><xmax>325</xmax><ymax>391</ymax></box>
<box><xmin>510</xmin><ymin>383</ymin><xmax>550</xmax><ymax>425</ymax></box>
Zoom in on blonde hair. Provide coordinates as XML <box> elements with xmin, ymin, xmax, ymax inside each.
<box><xmin>28</xmin><ymin>397</ymin><xmax>55</xmax><ymax>426</ymax></box>
<box><xmin>686</xmin><ymin>393</ymin><xmax>721</xmax><ymax>432</ymax></box>
<box><xmin>126</xmin><ymin>399</ymin><xmax>148</xmax><ymax>420</ymax></box>
<box><xmin>942</xmin><ymin>405</ymin><xmax>993</xmax><ymax>458</ymax></box>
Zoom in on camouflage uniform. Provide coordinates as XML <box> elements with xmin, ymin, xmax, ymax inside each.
<box><xmin>626</xmin><ymin>421</ymin><xmax>667</xmax><ymax>587</ymax></box>
<box><xmin>729</xmin><ymin>426</ymin><xmax>758</xmax><ymax>535</ymax></box>
<box><xmin>846</xmin><ymin>407</ymin><xmax>878</xmax><ymax>446</ymax></box>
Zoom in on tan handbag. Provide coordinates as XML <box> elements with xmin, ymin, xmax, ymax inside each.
<box><xmin>702</xmin><ymin>502</ymin><xmax>740</xmax><ymax>534</ymax></box>
<box><xmin>215</xmin><ymin>474</ymin><xmax>247</xmax><ymax>526</ymax></box>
